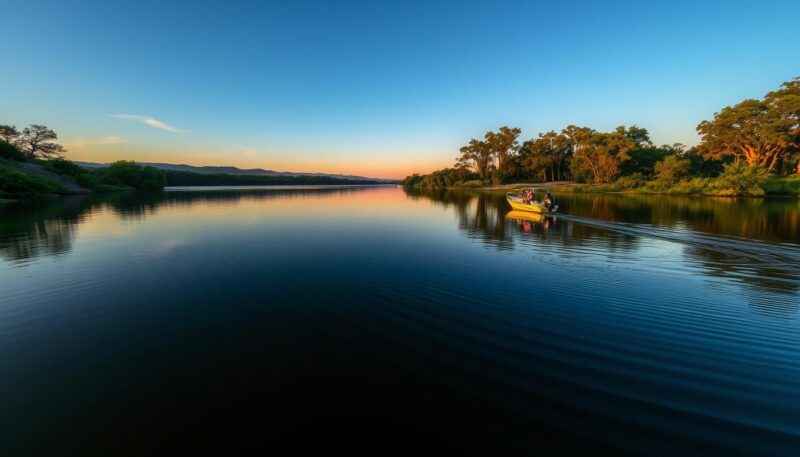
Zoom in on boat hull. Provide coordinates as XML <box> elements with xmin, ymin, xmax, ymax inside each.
<box><xmin>507</xmin><ymin>198</ymin><xmax>555</xmax><ymax>213</ymax></box>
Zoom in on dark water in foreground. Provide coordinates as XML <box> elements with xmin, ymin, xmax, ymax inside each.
<box><xmin>1</xmin><ymin>186</ymin><xmax>799</xmax><ymax>454</ymax></box>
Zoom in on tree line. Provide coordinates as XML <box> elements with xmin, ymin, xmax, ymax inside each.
<box><xmin>403</xmin><ymin>77</ymin><xmax>800</xmax><ymax>190</ymax></box>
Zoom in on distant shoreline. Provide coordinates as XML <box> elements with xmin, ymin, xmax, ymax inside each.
<box><xmin>165</xmin><ymin>184</ymin><xmax>397</xmax><ymax>191</ymax></box>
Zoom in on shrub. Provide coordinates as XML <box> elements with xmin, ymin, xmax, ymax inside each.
<box><xmin>614</xmin><ymin>172</ymin><xmax>647</xmax><ymax>190</ymax></box>
<box><xmin>43</xmin><ymin>158</ymin><xmax>86</xmax><ymax>177</ymax></box>
<box><xmin>654</xmin><ymin>156</ymin><xmax>691</xmax><ymax>185</ymax></box>
<box><xmin>0</xmin><ymin>140</ymin><xmax>26</xmax><ymax>161</ymax></box>
<box><xmin>666</xmin><ymin>177</ymin><xmax>711</xmax><ymax>194</ymax></box>
<box><xmin>76</xmin><ymin>172</ymin><xmax>102</xmax><ymax>189</ymax></box>
<box><xmin>707</xmin><ymin>160</ymin><xmax>769</xmax><ymax>196</ymax></box>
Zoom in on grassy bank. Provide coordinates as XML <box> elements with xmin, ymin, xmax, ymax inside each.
<box><xmin>541</xmin><ymin>176</ymin><xmax>800</xmax><ymax>197</ymax></box>
<box><xmin>763</xmin><ymin>177</ymin><xmax>800</xmax><ymax>195</ymax></box>
<box><xmin>0</xmin><ymin>162</ymin><xmax>63</xmax><ymax>198</ymax></box>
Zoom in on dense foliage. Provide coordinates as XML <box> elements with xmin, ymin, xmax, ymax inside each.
<box><xmin>0</xmin><ymin>140</ymin><xmax>27</xmax><ymax>161</ymax></box>
<box><xmin>697</xmin><ymin>77</ymin><xmax>800</xmax><ymax>174</ymax></box>
<box><xmin>97</xmin><ymin>161</ymin><xmax>165</xmax><ymax>190</ymax></box>
<box><xmin>403</xmin><ymin>76</ymin><xmax>800</xmax><ymax>196</ymax></box>
<box><xmin>40</xmin><ymin>158</ymin><xmax>166</xmax><ymax>192</ymax></box>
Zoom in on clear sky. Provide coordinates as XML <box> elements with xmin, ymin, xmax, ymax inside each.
<box><xmin>1</xmin><ymin>0</ymin><xmax>798</xmax><ymax>178</ymax></box>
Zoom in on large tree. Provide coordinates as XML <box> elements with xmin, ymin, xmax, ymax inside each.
<box><xmin>18</xmin><ymin>124</ymin><xmax>66</xmax><ymax>160</ymax></box>
<box><xmin>519</xmin><ymin>130</ymin><xmax>573</xmax><ymax>182</ymax></box>
<box><xmin>484</xmin><ymin>126</ymin><xmax>521</xmax><ymax>175</ymax></box>
<box><xmin>571</xmin><ymin>127</ymin><xmax>636</xmax><ymax>183</ymax></box>
<box><xmin>456</xmin><ymin>138</ymin><xmax>494</xmax><ymax>180</ymax></box>
<box><xmin>767</xmin><ymin>77</ymin><xmax>800</xmax><ymax>174</ymax></box>
<box><xmin>697</xmin><ymin>77</ymin><xmax>800</xmax><ymax>173</ymax></box>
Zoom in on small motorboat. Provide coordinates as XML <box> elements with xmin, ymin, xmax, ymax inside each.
<box><xmin>506</xmin><ymin>188</ymin><xmax>558</xmax><ymax>214</ymax></box>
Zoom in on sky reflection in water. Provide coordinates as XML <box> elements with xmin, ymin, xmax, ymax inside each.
<box><xmin>1</xmin><ymin>186</ymin><xmax>798</xmax><ymax>454</ymax></box>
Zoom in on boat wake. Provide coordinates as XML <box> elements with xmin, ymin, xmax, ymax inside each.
<box><xmin>555</xmin><ymin>214</ymin><xmax>800</xmax><ymax>270</ymax></box>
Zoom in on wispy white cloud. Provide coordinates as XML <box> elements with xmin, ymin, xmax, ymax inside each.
<box><xmin>243</xmin><ymin>149</ymin><xmax>258</xmax><ymax>158</ymax></box>
<box><xmin>110</xmin><ymin>114</ymin><xmax>190</xmax><ymax>134</ymax></box>
<box><xmin>65</xmin><ymin>135</ymin><xmax>127</xmax><ymax>148</ymax></box>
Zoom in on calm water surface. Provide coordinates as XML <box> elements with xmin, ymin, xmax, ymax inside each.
<box><xmin>1</xmin><ymin>186</ymin><xmax>799</xmax><ymax>454</ymax></box>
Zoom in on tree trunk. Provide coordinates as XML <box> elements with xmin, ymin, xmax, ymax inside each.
<box><xmin>767</xmin><ymin>150</ymin><xmax>780</xmax><ymax>173</ymax></box>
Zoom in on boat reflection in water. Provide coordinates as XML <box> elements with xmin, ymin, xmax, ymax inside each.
<box><xmin>506</xmin><ymin>210</ymin><xmax>552</xmax><ymax>232</ymax></box>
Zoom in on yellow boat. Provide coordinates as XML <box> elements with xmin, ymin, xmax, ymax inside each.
<box><xmin>506</xmin><ymin>188</ymin><xmax>558</xmax><ymax>214</ymax></box>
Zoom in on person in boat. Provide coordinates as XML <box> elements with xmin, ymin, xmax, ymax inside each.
<box><xmin>543</xmin><ymin>192</ymin><xmax>554</xmax><ymax>210</ymax></box>
<box><xmin>522</xmin><ymin>188</ymin><xmax>534</xmax><ymax>204</ymax></box>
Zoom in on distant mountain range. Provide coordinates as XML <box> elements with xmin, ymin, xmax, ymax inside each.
<box><xmin>75</xmin><ymin>161</ymin><xmax>395</xmax><ymax>182</ymax></box>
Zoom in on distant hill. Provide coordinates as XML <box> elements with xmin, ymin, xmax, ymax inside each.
<box><xmin>75</xmin><ymin>161</ymin><xmax>395</xmax><ymax>182</ymax></box>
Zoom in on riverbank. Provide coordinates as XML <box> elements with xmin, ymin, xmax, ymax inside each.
<box><xmin>411</xmin><ymin>176</ymin><xmax>800</xmax><ymax>197</ymax></box>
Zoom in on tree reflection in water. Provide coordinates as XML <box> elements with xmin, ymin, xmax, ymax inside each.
<box><xmin>0</xmin><ymin>187</ymin><xmax>373</xmax><ymax>264</ymax></box>
<box><xmin>406</xmin><ymin>188</ymin><xmax>800</xmax><ymax>316</ymax></box>
<box><xmin>2</xmin><ymin>188</ymin><xmax>797</xmax><ymax>316</ymax></box>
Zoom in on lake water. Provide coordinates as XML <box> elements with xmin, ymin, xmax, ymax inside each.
<box><xmin>1</xmin><ymin>186</ymin><xmax>799</xmax><ymax>454</ymax></box>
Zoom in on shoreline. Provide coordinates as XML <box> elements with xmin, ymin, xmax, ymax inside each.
<box><xmin>409</xmin><ymin>180</ymin><xmax>800</xmax><ymax>197</ymax></box>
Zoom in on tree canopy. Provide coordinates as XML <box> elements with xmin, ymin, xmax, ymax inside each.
<box><xmin>484</xmin><ymin>126</ymin><xmax>521</xmax><ymax>175</ymax></box>
<box><xmin>0</xmin><ymin>125</ymin><xmax>20</xmax><ymax>143</ymax></box>
<box><xmin>17</xmin><ymin>124</ymin><xmax>66</xmax><ymax>160</ymax></box>
<box><xmin>457</xmin><ymin>138</ymin><xmax>494</xmax><ymax>180</ymax></box>
<box><xmin>570</xmin><ymin>127</ymin><xmax>641</xmax><ymax>183</ymax></box>
<box><xmin>697</xmin><ymin>77</ymin><xmax>800</xmax><ymax>173</ymax></box>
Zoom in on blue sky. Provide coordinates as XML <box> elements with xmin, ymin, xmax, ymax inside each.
<box><xmin>1</xmin><ymin>0</ymin><xmax>798</xmax><ymax>177</ymax></box>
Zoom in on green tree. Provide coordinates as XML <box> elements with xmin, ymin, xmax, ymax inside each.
<box><xmin>534</xmin><ymin>130</ymin><xmax>573</xmax><ymax>181</ymax></box>
<box><xmin>519</xmin><ymin>132</ymin><xmax>571</xmax><ymax>182</ymax></box>
<box><xmin>0</xmin><ymin>125</ymin><xmax>20</xmax><ymax>143</ymax></box>
<box><xmin>621</xmin><ymin>144</ymin><xmax>685</xmax><ymax>178</ymax></box>
<box><xmin>101</xmin><ymin>161</ymin><xmax>165</xmax><ymax>190</ymax></box>
<box><xmin>570</xmin><ymin>127</ymin><xmax>636</xmax><ymax>183</ymax></box>
<box><xmin>710</xmin><ymin>160</ymin><xmax>770</xmax><ymax>196</ymax></box>
<box><xmin>518</xmin><ymin>139</ymin><xmax>548</xmax><ymax>181</ymax></box>
<box><xmin>484</xmin><ymin>126</ymin><xmax>521</xmax><ymax>176</ymax></box>
<box><xmin>18</xmin><ymin>124</ymin><xmax>66</xmax><ymax>160</ymax></box>
<box><xmin>697</xmin><ymin>77</ymin><xmax>800</xmax><ymax>174</ymax></box>
<box><xmin>457</xmin><ymin>138</ymin><xmax>494</xmax><ymax>180</ymax></box>
<box><xmin>654</xmin><ymin>155</ymin><xmax>691</xmax><ymax>184</ymax></box>
<box><xmin>766</xmin><ymin>77</ymin><xmax>800</xmax><ymax>174</ymax></box>
<box><xmin>683</xmin><ymin>146</ymin><xmax>726</xmax><ymax>177</ymax></box>
<box><xmin>559</xmin><ymin>125</ymin><xmax>593</xmax><ymax>182</ymax></box>
<box><xmin>616</xmin><ymin>125</ymin><xmax>652</xmax><ymax>148</ymax></box>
